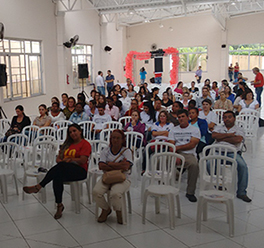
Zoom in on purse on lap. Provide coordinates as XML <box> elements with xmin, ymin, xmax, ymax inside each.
<box><xmin>102</xmin><ymin>148</ymin><xmax>128</xmax><ymax>185</ymax></box>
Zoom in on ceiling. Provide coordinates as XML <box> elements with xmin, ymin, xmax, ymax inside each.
<box><xmin>53</xmin><ymin>0</ymin><xmax>264</xmax><ymax>29</ymax></box>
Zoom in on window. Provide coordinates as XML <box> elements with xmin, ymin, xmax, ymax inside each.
<box><xmin>178</xmin><ymin>46</ymin><xmax>207</xmax><ymax>72</ymax></box>
<box><xmin>71</xmin><ymin>45</ymin><xmax>93</xmax><ymax>88</ymax></box>
<box><xmin>0</xmin><ymin>38</ymin><xmax>42</xmax><ymax>100</ymax></box>
<box><xmin>229</xmin><ymin>43</ymin><xmax>264</xmax><ymax>70</ymax></box>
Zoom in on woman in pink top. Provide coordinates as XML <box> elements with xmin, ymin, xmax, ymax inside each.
<box><xmin>174</xmin><ymin>81</ymin><xmax>184</xmax><ymax>94</ymax></box>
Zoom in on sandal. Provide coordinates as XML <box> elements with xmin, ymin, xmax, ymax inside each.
<box><xmin>23</xmin><ymin>185</ymin><xmax>41</xmax><ymax>194</ymax></box>
<box><xmin>54</xmin><ymin>204</ymin><xmax>64</xmax><ymax>219</ymax></box>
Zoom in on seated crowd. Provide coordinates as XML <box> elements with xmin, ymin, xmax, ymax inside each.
<box><xmin>5</xmin><ymin>76</ymin><xmax>258</xmax><ymax>222</ymax></box>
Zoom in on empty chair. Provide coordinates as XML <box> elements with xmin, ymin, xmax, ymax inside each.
<box><xmin>102</xmin><ymin>121</ymin><xmax>122</xmax><ymax>130</ymax></box>
<box><xmin>100</xmin><ymin>129</ymin><xmax>114</xmax><ymax>143</ymax></box>
<box><xmin>119</xmin><ymin>116</ymin><xmax>132</xmax><ymax>128</ymax></box>
<box><xmin>37</xmin><ymin>126</ymin><xmax>56</xmax><ymax>138</ymax></box>
<box><xmin>213</xmin><ymin>109</ymin><xmax>226</xmax><ymax>125</ymax></box>
<box><xmin>141</xmin><ymin>141</ymin><xmax>176</xmax><ymax>202</ymax></box>
<box><xmin>0</xmin><ymin>119</ymin><xmax>11</xmax><ymax>138</ymax></box>
<box><xmin>22</xmin><ymin>140</ymin><xmax>58</xmax><ymax>202</ymax></box>
<box><xmin>22</xmin><ymin>125</ymin><xmax>40</xmax><ymax>147</ymax></box>
<box><xmin>53</xmin><ymin>120</ymin><xmax>72</xmax><ymax>130</ymax></box>
<box><xmin>56</xmin><ymin>127</ymin><xmax>68</xmax><ymax>146</ymax></box>
<box><xmin>0</xmin><ymin>142</ymin><xmax>20</xmax><ymax>203</ymax></box>
<box><xmin>79</xmin><ymin>121</ymin><xmax>96</xmax><ymax>141</ymax></box>
<box><xmin>236</xmin><ymin>109</ymin><xmax>259</xmax><ymax>155</ymax></box>
<box><xmin>197</xmin><ymin>155</ymin><xmax>237</xmax><ymax>237</ymax></box>
<box><xmin>142</xmin><ymin>152</ymin><xmax>185</xmax><ymax>229</ymax></box>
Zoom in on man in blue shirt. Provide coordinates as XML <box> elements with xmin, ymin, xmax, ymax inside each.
<box><xmin>105</xmin><ymin>70</ymin><xmax>115</xmax><ymax>96</ymax></box>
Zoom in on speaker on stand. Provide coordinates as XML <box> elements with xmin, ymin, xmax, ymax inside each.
<box><xmin>78</xmin><ymin>63</ymin><xmax>90</xmax><ymax>99</ymax></box>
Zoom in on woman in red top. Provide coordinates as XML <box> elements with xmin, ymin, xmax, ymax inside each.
<box><xmin>23</xmin><ymin>124</ymin><xmax>91</xmax><ymax>219</ymax></box>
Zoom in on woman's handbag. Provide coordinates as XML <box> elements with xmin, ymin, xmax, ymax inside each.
<box><xmin>102</xmin><ymin>148</ymin><xmax>129</xmax><ymax>185</ymax></box>
<box><xmin>102</xmin><ymin>170</ymin><xmax>126</xmax><ymax>185</ymax></box>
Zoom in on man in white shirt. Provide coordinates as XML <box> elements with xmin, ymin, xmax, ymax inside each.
<box><xmin>96</xmin><ymin>71</ymin><xmax>105</xmax><ymax>95</ymax></box>
<box><xmin>93</xmin><ymin>105</ymin><xmax>112</xmax><ymax>139</ymax></box>
<box><xmin>168</xmin><ymin>109</ymin><xmax>200</xmax><ymax>202</ymax></box>
<box><xmin>212</xmin><ymin>111</ymin><xmax>251</xmax><ymax>202</ymax></box>
<box><xmin>60</xmin><ymin>93</ymin><xmax>68</xmax><ymax>110</ymax></box>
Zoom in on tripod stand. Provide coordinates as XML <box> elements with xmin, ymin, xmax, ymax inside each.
<box><xmin>0</xmin><ymin>106</ymin><xmax>8</xmax><ymax>119</ymax></box>
<box><xmin>80</xmin><ymin>78</ymin><xmax>90</xmax><ymax>100</ymax></box>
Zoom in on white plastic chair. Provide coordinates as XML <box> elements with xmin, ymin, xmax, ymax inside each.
<box><xmin>125</xmin><ymin>131</ymin><xmax>144</xmax><ymax>185</ymax></box>
<box><xmin>213</xmin><ymin>109</ymin><xmax>226</xmax><ymax>125</ymax></box>
<box><xmin>54</xmin><ymin>120</ymin><xmax>72</xmax><ymax>130</ymax></box>
<box><xmin>119</xmin><ymin>116</ymin><xmax>132</xmax><ymax>128</ymax></box>
<box><xmin>0</xmin><ymin>142</ymin><xmax>20</xmax><ymax>203</ymax></box>
<box><xmin>100</xmin><ymin>129</ymin><xmax>114</xmax><ymax>143</ymax></box>
<box><xmin>142</xmin><ymin>152</ymin><xmax>185</xmax><ymax>229</ymax></box>
<box><xmin>141</xmin><ymin>141</ymin><xmax>176</xmax><ymax>202</ymax></box>
<box><xmin>174</xmin><ymin>92</ymin><xmax>182</xmax><ymax>101</ymax></box>
<box><xmin>22</xmin><ymin>125</ymin><xmax>40</xmax><ymax>147</ymax></box>
<box><xmin>37</xmin><ymin>126</ymin><xmax>56</xmax><ymax>138</ymax></box>
<box><xmin>22</xmin><ymin>140</ymin><xmax>57</xmax><ymax>202</ymax></box>
<box><xmin>56</xmin><ymin>127</ymin><xmax>68</xmax><ymax>146</ymax></box>
<box><xmin>197</xmin><ymin>154</ymin><xmax>237</xmax><ymax>237</ymax></box>
<box><xmin>87</xmin><ymin>140</ymin><xmax>108</xmax><ymax>204</ymax></box>
<box><xmin>102</xmin><ymin>121</ymin><xmax>122</xmax><ymax>130</ymax></box>
<box><xmin>236</xmin><ymin>109</ymin><xmax>259</xmax><ymax>155</ymax></box>
<box><xmin>0</xmin><ymin>119</ymin><xmax>11</xmax><ymax>138</ymax></box>
<box><xmin>79</xmin><ymin>121</ymin><xmax>96</xmax><ymax>141</ymax></box>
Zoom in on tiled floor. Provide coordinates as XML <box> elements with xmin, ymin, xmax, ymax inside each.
<box><xmin>1</xmin><ymin>128</ymin><xmax>264</xmax><ymax>248</ymax></box>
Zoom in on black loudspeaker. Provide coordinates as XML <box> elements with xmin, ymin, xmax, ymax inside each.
<box><xmin>154</xmin><ymin>57</ymin><xmax>163</xmax><ymax>73</ymax></box>
<box><xmin>221</xmin><ymin>44</ymin><xmax>226</xmax><ymax>48</ymax></box>
<box><xmin>78</xmin><ymin>63</ymin><xmax>89</xmax><ymax>79</ymax></box>
<box><xmin>104</xmin><ymin>46</ymin><xmax>112</xmax><ymax>52</ymax></box>
<box><xmin>0</xmin><ymin>64</ymin><xmax>7</xmax><ymax>87</ymax></box>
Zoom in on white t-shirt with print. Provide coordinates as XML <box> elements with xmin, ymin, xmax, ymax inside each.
<box><xmin>151</xmin><ymin>122</ymin><xmax>174</xmax><ymax>141</ymax></box>
<box><xmin>168</xmin><ymin>124</ymin><xmax>201</xmax><ymax>155</ymax></box>
<box><xmin>93</xmin><ymin>113</ymin><xmax>112</xmax><ymax>130</ymax></box>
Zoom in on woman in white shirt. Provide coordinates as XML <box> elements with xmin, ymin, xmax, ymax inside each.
<box><xmin>140</xmin><ymin>101</ymin><xmax>156</xmax><ymax>141</ymax></box>
<box><xmin>120</xmin><ymin>88</ymin><xmax>131</xmax><ymax>112</ymax></box>
<box><xmin>238</xmin><ymin>90</ymin><xmax>259</xmax><ymax>113</ymax></box>
<box><xmin>49</xmin><ymin>102</ymin><xmax>65</xmax><ymax>126</ymax></box>
<box><xmin>199</xmin><ymin>99</ymin><xmax>217</xmax><ymax>132</ymax></box>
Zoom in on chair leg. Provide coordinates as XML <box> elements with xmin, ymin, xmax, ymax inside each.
<box><xmin>72</xmin><ymin>182</ymin><xmax>80</xmax><ymax>214</ymax></box>
<box><xmin>121</xmin><ymin>193</ymin><xmax>127</xmax><ymax>225</ymax></box>
<box><xmin>0</xmin><ymin>175</ymin><xmax>8</xmax><ymax>203</ymax></box>
<box><xmin>155</xmin><ymin>196</ymin><xmax>160</xmax><ymax>214</ymax></box>
<box><xmin>85</xmin><ymin>179</ymin><xmax>91</xmax><ymax>205</ymax></box>
<box><xmin>168</xmin><ymin>194</ymin><xmax>175</xmax><ymax>229</ymax></box>
<box><xmin>142</xmin><ymin>191</ymin><xmax>148</xmax><ymax>224</ymax></box>
<box><xmin>203</xmin><ymin>201</ymin><xmax>207</xmax><ymax>221</ymax></box>
<box><xmin>141</xmin><ymin>177</ymin><xmax>147</xmax><ymax>202</ymax></box>
<box><xmin>227</xmin><ymin>199</ymin><xmax>234</xmax><ymax>237</ymax></box>
<box><xmin>126</xmin><ymin>191</ymin><xmax>132</xmax><ymax>214</ymax></box>
<box><xmin>196</xmin><ymin>197</ymin><xmax>204</xmax><ymax>233</ymax></box>
<box><xmin>95</xmin><ymin>203</ymin><xmax>99</xmax><ymax>220</ymax></box>
<box><xmin>37</xmin><ymin>175</ymin><xmax>46</xmax><ymax>204</ymax></box>
<box><xmin>13</xmin><ymin>175</ymin><xmax>19</xmax><ymax>196</ymax></box>
<box><xmin>22</xmin><ymin>175</ymin><xmax>27</xmax><ymax>200</ymax></box>
<box><xmin>176</xmin><ymin>194</ymin><xmax>181</xmax><ymax>218</ymax></box>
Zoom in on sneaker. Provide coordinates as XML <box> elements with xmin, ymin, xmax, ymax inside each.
<box><xmin>186</xmin><ymin>193</ymin><xmax>197</xmax><ymax>202</ymax></box>
<box><xmin>97</xmin><ymin>208</ymin><xmax>112</xmax><ymax>223</ymax></box>
<box><xmin>237</xmin><ymin>195</ymin><xmax>252</xmax><ymax>202</ymax></box>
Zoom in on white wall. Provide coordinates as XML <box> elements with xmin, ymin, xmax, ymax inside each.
<box><xmin>0</xmin><ymin>0</ymin><xmax>58</xmax><ymax>118</ymax></box>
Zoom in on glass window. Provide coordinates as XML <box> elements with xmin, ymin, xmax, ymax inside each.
<box><xmin>0</xmin><ymin>38</ymin><xmax>43</xmax><ymax>100</ymax></box>
<box><xmin>71</xmin><ymin>44</ymin><xmax>93</xmax><ymax>88</ymax></box>
<box><xmin>229</xmin><ymin>43</ymin><xmax>264</xmax><ymax>70</ymax></box>
<box><xmin>177</xmin><ymin>46</ymin><xmax>207</xmax><ymax>72</ymax></box>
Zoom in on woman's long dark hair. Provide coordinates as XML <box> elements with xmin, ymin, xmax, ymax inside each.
<box><xmin>59</xmin><ymin>124</ymin><xmax>84</xmax><ymax>159</ymax></box>
<box><xmin>15</xmin><ymin>105</ymin><xmax>25</xmax><ymax>116</ymax></box>
<box><xmin>39</xmin><ymin>104</ymin><xmax>48</xmax><ymax>116</ymax></box>
<box><xmin>143</xmin><ymin>101</ymin><xmax>156</xmax><ymax>122</ymax></box>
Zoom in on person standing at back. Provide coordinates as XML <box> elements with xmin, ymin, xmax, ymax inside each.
<box><xmin>234</xmin><ymin>62</ymin><xmax>239</xmax><ymax>80</ymax></box>
<box><xmin>195</xmin><ymin>66</ymin><xmax>202</xmax><ymax>84</ymax></box>
<box><xmin>139</xmin><ymin>67</ymin><xmax>147</xmax><ymax>85</ymax></box>
<box><xmin>251</xmin><ymin>67</ymin><xmax>264</xmax><ymax>107</ymax></box>
<box><xmin>105</xmin><ymin>70</ymin><xmax>115</xmax><ymax>96</ymax></box>
<box><xmin>96</xmin><ymin>71</ymin><xmax>105</xmax><ymax>95</ymax></box>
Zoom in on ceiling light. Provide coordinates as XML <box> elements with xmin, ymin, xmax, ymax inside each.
<box><xmin>230</xmin><ymin>0</ymin><xmax>236</xmax><ymax>5</ymax></box>
<box><xmin>128</xmin><ymin>8</ymin><xmax>135</xmax><ymax>15</ymax></box>
<box><xmin>159</xmin><ymin>23</ymin><xmax>164</xmax><ymax>28</ymax></box>
<box><xmin>169</xmin><ymin>27</ymin><xmax>173</xmax><ymax>31</ymax></box>
<box><xmin>144</xmin><ymin>19</ymin><xmax>150</xmax><ymax>23</ymax></box>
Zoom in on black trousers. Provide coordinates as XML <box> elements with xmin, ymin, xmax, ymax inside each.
<box><xmin>39</xmin><ymin>162</ymin><xmax>87</xmax><ymax>203</ymax></box>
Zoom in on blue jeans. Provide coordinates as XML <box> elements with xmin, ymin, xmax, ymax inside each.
<box><xmin>234</xmin><ymin>71</ymin><xmax>238</xmax><ymax>80</ymax></box>
<box><xmin>107</xmin><ymin>86</ymin><xmax>113</xmax><ymax>96</ymax></box>
<box><xmin>228</xmin><ymin>71</ymin><xmax>233</xmax><ymax>82</ymax></box>
<box><xmin>255</xmin><ymin>87</ymin><xmax>263</xmax><ymax>107</ymax></box>
<box><xmin>97</xmin><ymin>86</ymin><xmax>105</xmax><ymax>95</ymax></box>
<box><xmin>207</xmin><ymin>152</ymin><xmax>248</xmax><ymax>196</ymax></box>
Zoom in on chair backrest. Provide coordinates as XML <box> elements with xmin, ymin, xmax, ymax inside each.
<box><xmin>31</xmin><ymin>140</ymin><xmax>57</xmax><ymax>169</ymax></box>
<box><xmin>37</xmin><ymin>127</ymin><xmax>56</xmax><ymax>137</ymax></box>
<box><xmin>103</xmin><ymin>121</ymin><xmax>122</xmax><ymax>130</ymax></box>
<box><xmin>7</xmin><ymin>133</ymin><xmax>28</xmax><ymax>146</ymax></box>
<box><xmin>100</xmin><ymin>129</ymin><xmax>114</xmax><ymax>143</ymax></box>
<box><xmin>145</xmin><ymin>141</ymin><xmax>176</xmax><ymax>174</ymax></box>
<box><xmin>236</xmin><ymin>110</ymin><xmax>259</xmax><ymax>137</ymax></box>
<box><xmin>213</xmin><ymin>109</ymin><xmax>226</xmax><ymax>125</ymax></box>
<box><xmin>239</xmin><ymin>108</ymin><xmax>260</xmax><ymax>118</ymax></box>
<box><xmin>88</xmin><ymin>140</ymin><xmax>108</xmax><ymax>170</ymax></box>
<box><xmin>150</xmin><ymin>152</ymin><xmax>185</xmax><ymax>189</ymax></box>
<box><xmin>22</xmin><ymin>125</ymin><xmax>40</xmax><ymax>147</ymax></box>
<box><xmin>79</xmin><ymin>121</ymin><xmax>96</xmax><ymax>140</ymax></box>
<box><xmin>199</xmin><ymin>155</ymin><xmax>237</xmax><ymax>194</ymax></box>
<box><xmin>125</xmin><ymin>131</ymin><xmax>143</xmax><ymax>158</ymax></box>
<box><xmin>119</xmin><ymin>116</ymin><xmax>132</xmax><ymax>128</ymax></box>
<box><xmin>0</xmin><ymin>119</ymin><xmax>11</xmax><ymax>134</ymax></box>
<box><xmin>0</xmin><ymin>142</ymin><xmax>20</xmax><ymax>171</ymax></box>
<box><xmin>174</xmin><ymin>93</ymin><xmax>182</xmax><ymax>101</ymax></box>
<box><xmin>56</xmin><ymin>127</ymin><xmax>68</xmax><ymax>145</ymax></box>
<box><xmin>202</xmin><ymin>144</ymin><xmax>237</xmax><ymax>160</ymax></box>
<box><xmin>54</xmin><ymin>120</ymin><xmax>72</xmax><ymax>130</ymax></box>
